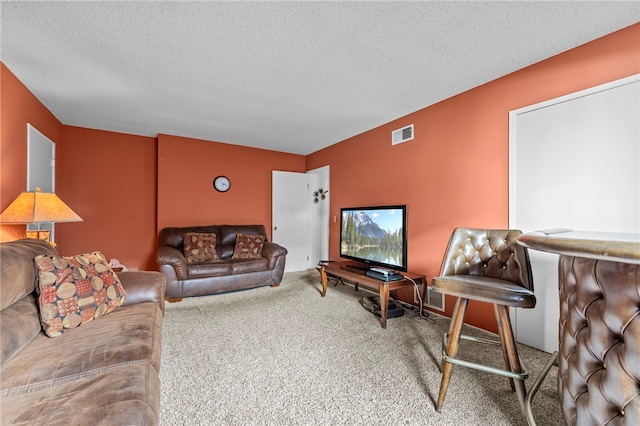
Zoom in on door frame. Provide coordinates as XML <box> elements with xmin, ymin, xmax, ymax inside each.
<box><xmin>27</xmin><ymin>123</ymin><xmax>56</xmax><ymax>239</ymax></box>
<box><xmin>509</xmin><ymin>73</ymin><xmax>640</xmax><ymax>353</ymax></box>
<box><xmin>271</xmin><ymin>167</ymin><xmax>330</xmax><ymax>272</ymax></box>
<box><xmin>306</xmin><ymin>165</ymin><xmax>330</xmax><ymax>266</ymax></box>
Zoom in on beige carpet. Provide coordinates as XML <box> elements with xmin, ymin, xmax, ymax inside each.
<box><xmin>159</xmin><ymin>269</ymin><xmax>563</xmax><ymax>425</ymax></box>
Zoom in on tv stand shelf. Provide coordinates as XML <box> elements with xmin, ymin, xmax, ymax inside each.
<box><xmin>317</xmin><ymin>261</ymin><xmax>427</xmax><ymax>328</ymax></box>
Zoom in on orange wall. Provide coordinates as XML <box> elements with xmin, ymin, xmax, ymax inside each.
<box><xmin>0</xmin><ymin>63</ymin><xmax>62</xmax><ymax>242</ymax></box>
<box><xmin>157</xmin><ymin>134</ymin><xmax>306</xmax><ymax>236</ymax></box>
<box><xmin>55</xmin><ymin>126</ymin><xmax>158</xmax><ymax>270</ymax></box>
<box><xmin>306</xmin><ymin>23</ymin><xmax>640</xmax><ymax>332</ymax></box>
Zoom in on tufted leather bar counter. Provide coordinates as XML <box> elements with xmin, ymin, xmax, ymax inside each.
<box><xmin>518</xmin><ymin>230</ymin><xmax>640</xmax><ymax>425</ymax></box>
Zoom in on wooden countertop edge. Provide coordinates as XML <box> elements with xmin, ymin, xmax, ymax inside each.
<box><xmin>518</xmin><ymin>229</ymin><xmax>640</xmax><ymax>264</ymax></box>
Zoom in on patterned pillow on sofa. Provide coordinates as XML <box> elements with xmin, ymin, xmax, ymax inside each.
<box><xmin>232</xmin><ymin>233</ymin><xmax>265</xmax><ymax>259</ymax></box>
<box><xmin>183</xmin><ymin>232</ymin><xmax>219</xmax><ymax>264</ymax></box>
<box><xmin>34</xmin><ymin>251</ymin><xmax>127</xmax><ymax>337</ymax></box>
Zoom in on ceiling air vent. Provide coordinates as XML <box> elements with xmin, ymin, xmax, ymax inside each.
<box><xmin>392</xmin><ymin>124</ymin><xmax>414</xmax><ymax>145</ymax></box>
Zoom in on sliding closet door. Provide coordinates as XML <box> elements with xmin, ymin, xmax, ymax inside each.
<box><xmin>509</xmin><ymin>75</ymin><xmax>640</xmax><ymax>353</ymax></box>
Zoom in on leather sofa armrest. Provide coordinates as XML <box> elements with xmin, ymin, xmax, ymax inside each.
<box><xmin>118</xmin><ymin>271</ymin><xmax>166</xmax><ymax>315</ymax></box>
<box><xmin>262</xmin><ymin>241</ymin><xmax>288</xmax><ymax>270</ymax></box>
<box><xmin>156</xmin><ymin>246</ymin><xmax>188</xmax><ymax>280</ymax></box>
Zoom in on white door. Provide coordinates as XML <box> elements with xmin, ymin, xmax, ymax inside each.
<box><xmin>272</xmin><ymin>171</ymin><xmax>313</xmax><ymax>272</ymax></box>
<box><xmin>27</xmin><ymin>124</ymin><xmax>56</xmax><ymax>237</ymax></box>
<box><xmin>509</xmin><ymin>75</ymin><xmax>640</xmax><ymax>353</ymax></box>
<box><xmin>306</xmin><ymin>165</ymin><xmax>330</xmax><ymax>266</ymax></box>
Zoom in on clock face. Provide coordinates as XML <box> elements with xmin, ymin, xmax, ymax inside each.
<box><xmin>213</xmin><ymin>176</ymin><xmax>230</xmax><ymax>192</ymax></box>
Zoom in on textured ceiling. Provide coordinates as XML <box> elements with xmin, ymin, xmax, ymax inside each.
<box><xmin>1</xmin><ymin>2</ymin><xmax>639</xmax><ymax>155</ymax></box>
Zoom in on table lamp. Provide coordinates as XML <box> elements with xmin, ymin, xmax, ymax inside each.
<box><xmin>0</xmin><ymin>187</ymin><xmax>83</xmax><ymax>242</ymax></box>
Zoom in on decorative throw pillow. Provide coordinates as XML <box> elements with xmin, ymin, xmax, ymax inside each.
<box><xmin>34</xmin><ymin>251</ymin><xmax>127</xmax><ymax>337</ymax></box>
<box><xmin>232</xmin><ymin>233</ymin><xmax>265</xmax><ymax>259</ymax></box>
<box><xmin>183</xmin><ymin>232</ymin><xmax>219</xmax><ymax>264</ymax></box>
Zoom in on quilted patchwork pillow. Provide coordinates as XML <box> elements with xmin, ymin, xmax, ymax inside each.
<box><xmin>183</xmin><ymin>232</ymin><xmax>219</xmax><ymax>264</ymax></box>
<box><xmin>232</xmin><ymin>233</ymin><xmax>265</xmax><ymax>259</ymax></box>
<box><xmin>34</xmin><ymin>251</ymin><xmax>127</xmax><ymax>337</ymax></box>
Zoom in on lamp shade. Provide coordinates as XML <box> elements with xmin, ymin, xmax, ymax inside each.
<box><xmin>0</xmin><ymin>189</ymin><xmax>83</xmax><ymax>224</ymax></box>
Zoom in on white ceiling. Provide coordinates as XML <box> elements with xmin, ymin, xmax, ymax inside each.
<box><xmin>2</xmin><ymin>2</ymin><xmax>638</xmax><ymax>155</ymax></box>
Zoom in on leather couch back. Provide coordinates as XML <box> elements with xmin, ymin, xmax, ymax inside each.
<box><xmin>0</xmin><ymin>239</ymin><xmax>57</xmax><ymax>310</ymax></box>
<box><xmin>158</xmin><ymin>225</ymin><xmax>269</xmax><ymax>260</ymax></box>
<box><xmin>439</xmin><ymin>227</ymin><xmax>533</xmax><ymax>291</ymax></box>
<box><xmin>1</xmin><ymin>239</ymin><xmax>57</xmax><ymax>367</ymax></box>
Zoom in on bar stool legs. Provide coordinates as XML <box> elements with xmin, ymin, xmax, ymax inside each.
<box><xmin>496</xmin><ymin>304</ymin><xmax>527</xmax><ymax>421</ymax></box>
<box><xmin>435</xmin><ymin>298</ymin><xmax>468</xmax><ymax>412</ymax></box>
<box><xmin>435</xmin><ymin>298</ymin><xmax>530</xmax><ymax>422</ymax></box>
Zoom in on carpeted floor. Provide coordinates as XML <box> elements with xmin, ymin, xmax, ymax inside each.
<box><xmin>159</xmin><ymin>269</ymin><xmax>563</xmax><ymax>425</ymax></box>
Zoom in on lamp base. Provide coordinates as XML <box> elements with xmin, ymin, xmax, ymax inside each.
<box><xmin>26</xmin><ymin>230</ymin><xmax>52</xmax><ymax>243</ymax></box>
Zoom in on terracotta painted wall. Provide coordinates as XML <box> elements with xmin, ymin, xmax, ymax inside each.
<box><xmin>55</xmin><ymin>126</ymin><xmax>158</xmax><ymax>270</ymax></box>
<box><xmin>0</xmin><ymin>63</ymin><xmax>62</xmax><ymax>242</ymax></box>
<box><xmin>306</xmin><ymin>24</ymin><xmax>640</xmax><ymax>333</ymax></box>
<box><xmin>157</xmin><ymin>134</ymin><xmax>306</xmax><ymax>237</ymax></box>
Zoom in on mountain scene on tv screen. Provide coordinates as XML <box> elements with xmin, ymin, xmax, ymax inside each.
<box><xmin>341</xmin><ymin>210</ymin><xmax>403</xmax><ymax>266</ymax></box>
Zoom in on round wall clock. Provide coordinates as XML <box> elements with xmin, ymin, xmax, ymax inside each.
<box><xmin>213</xmin><ymin>176</ymin><xmax>231</xmax><ymax>192</ymax></box>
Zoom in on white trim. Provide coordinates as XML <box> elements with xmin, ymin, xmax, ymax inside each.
<box><xmin>508</xmin><ymin>73</ymin><xmax>639</xmax><ymax>352</ymax></box>
<box><xmin>26</xmin><ymin>124</ymin><xmax>57</xmax><ymax>240</ymax></box>
<box><xmin>306</xmin><ymin>165</ymin><xmax>330</xmax><ymax>264</ymax></box>
<box><xmin>27</xmin><ymin>123</ymin><xmax>56</xmax><ymax>192</ymax></box>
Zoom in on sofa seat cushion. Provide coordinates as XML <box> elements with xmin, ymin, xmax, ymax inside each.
<box><xmin>0</xmin><ymin>302</ymin><xmax>162</xmax><ymax>392</ymax></box>
<box><xmin>230</xmin><ymin>257</ymin><xmax>269</xmax><ymax>274</ymax></box>
<box><xmin>187</xmin><ymin>262</ymin><xmax>232</xmax><ymax>279</ymax></box>
<box><xmin>0</xmin><ymin>360</ymin><xmax>160</xmax><ymax>426</ymax></box>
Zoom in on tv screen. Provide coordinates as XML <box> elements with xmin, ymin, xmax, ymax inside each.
<box><xmin>339</xmin><ymin>205</ymin><xmax>407</xmax><ymax>271</ymax></box>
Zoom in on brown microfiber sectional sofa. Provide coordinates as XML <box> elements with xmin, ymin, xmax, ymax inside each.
<box><xmin>156</xmin><ymin>224</ymin><xmax>287</xmax><ymax>301</ymax></box>
<box><xmin>0</xmin><ymin>239</ymin><xmax>166</xmax><ymax>425</ymax></box>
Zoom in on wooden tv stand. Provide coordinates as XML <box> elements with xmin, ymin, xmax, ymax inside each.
<box><xmin>317</xmin><ymin>261</ymin><xmax>427</xmax><ymax>328</ymax></box>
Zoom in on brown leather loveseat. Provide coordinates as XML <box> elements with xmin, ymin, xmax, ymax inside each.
<box><xmin>0</xmin><ymin>238</ymin><xmax>166</xmax><ymax>425</ymax></box>
<box><xmin>156</xmin><ymin>224</ymin><xmax>287</xmax><ymax>301</ymax></box>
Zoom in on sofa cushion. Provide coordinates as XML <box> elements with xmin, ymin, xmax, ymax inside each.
<box><xmin>34</xmin><ymin>252</ymin><xmax>127</xmax><ymax>337</ymax></box>
<box><xmin>230</xmin><ymin>257</ymin><xmax>270</xmax><ymax>274</ymax></box>
<box><xmin>0</xmin><ymin>360</ymin><xmax>160</xmax><ymax>425</ymax></box>
<box><xmin>0</xmin><ymin>294</ymin><xmax>42</xmax><ymax>368</ymax></box>
<box><xmin>0</xmin><ymin>239</ymin><xmax>56</xmax><ymax>311</ymax></box>
<box><xmin>187</xmin><ymin>262</ymin><xmax>232</xmax><ymax>279</ymax></box>
<box><xmin>183</xmin><ymin>232</ymin><xmax>219</xmax><ymax>264</ymax></box>
<box><xmin>232</xmin><ymin>233</ymin><xmax>265</xmax><ymax>259</ymax></box>
<box><xmin>0</xmin><ymin>302</ymin><xmax>162</xmax><ymax>392</ymax></box>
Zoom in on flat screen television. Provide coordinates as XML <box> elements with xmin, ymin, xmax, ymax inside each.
<box><xmin>339</xmin><ymin>205</ymin><xmax>407</xmax><ymax>272</ymax></box>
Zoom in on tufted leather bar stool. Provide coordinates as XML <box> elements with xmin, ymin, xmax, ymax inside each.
<box><xmin>518</xmin><ymin>230</ymin><xmax>640</xmax><ymax>425</ymax></box>
<box><xmin>432</xmin><ymin>228</ymin><xmax>535</xmax><ymax>421</ymax></box>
